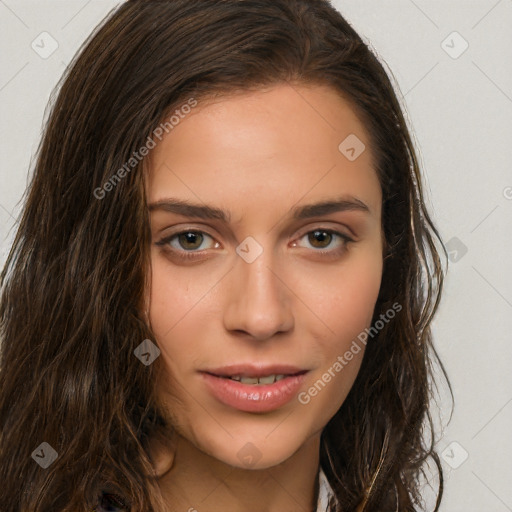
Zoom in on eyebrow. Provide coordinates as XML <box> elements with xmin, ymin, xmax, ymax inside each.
<box><xmin>147</xmin><ymin>196</ymin><xmax>370</xmax><ymax>222</ymax></box>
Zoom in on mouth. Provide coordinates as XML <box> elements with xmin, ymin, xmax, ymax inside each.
<box><xmin>203</xmin><ymin>363</ymin><xmax>307</xmax><ymax>378</ymax></box>
<box><xmin>205</xmin><ymin>371</ymin><xmax>307</xmax><ymax>385</ymax></box>
<box><xmin>200</xmin><ymin>364</ymin><xmax>309</xmax><ymax>412</ymax></box>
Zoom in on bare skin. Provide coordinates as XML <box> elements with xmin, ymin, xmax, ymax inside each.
<box><xmin>145</xmin><ymin>82</ymin><xmax>384</xmax><ymax>512</ymax></box>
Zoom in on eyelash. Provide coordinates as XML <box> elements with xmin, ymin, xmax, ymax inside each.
<box><xmin>155</xmin><ymin>228</ymin><xmax>354</xmax><ymax>261</ymax></box>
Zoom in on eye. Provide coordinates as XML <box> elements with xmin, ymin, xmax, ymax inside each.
<box><xmin>293</xmin><ymin>229</ymin><xmax>353</xmax><ymax>255</ymax></box>
<box><xmin>155</xmin><ymin>230</ymin><xmax>220</xmax><ymax>254</ymax></box>
<box><xmin>155</xmin><ymin>227</ymin><xmax>354</xmax><ymax>262</ymax></box>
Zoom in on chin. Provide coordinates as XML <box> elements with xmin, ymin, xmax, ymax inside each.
<box><xmin>192</xmin><ymin>424</ymin><xmax>312</xmax><ymax>470</ymax></box>
<box><xmin>220</xmin><ymin>445</ymin><xmax>296</xmax><ymax>471</ymax></box>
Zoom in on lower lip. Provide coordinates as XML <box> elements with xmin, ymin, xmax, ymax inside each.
<box><xmin>201</xmin><ymin>372</ymin><xmax>307</xmax><ymax>413</ymax></box>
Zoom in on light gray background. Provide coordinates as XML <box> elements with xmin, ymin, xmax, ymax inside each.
<box><xmin>1</xmin><ymin>1</ymin><xmax>511</xmax><ymax>510</ymax></box>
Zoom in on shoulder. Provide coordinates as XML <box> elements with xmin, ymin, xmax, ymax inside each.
<box><xmin>316</xmin><ymin>466</ymin><xmax>335</xmax><ymax>511</ymax></box>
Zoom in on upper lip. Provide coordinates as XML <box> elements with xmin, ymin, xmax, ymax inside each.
<box><xmin>202</xmin><ymin>364</ymin><xmax>308</xmax><ymax>378</ymax></box>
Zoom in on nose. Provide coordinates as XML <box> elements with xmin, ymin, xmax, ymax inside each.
<box><xmin>222</xmin><ymin>248</ymin><xmax>294</xmax><ymax>341</ymax></box>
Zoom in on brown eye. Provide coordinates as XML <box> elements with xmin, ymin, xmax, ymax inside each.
<box><xmin>308</xmin><ymin>230</ymin><xmax>333</xmax><ymax>249</ymax></box>
<box><xmin>156</xmin><ymin>230</ymin><xmax>218</xmax><ymax>253</ymax></box>
<box><xmin>292</xmin><ymin>228</ymin><xmax>354</xmax><ymax>258</ymax></box>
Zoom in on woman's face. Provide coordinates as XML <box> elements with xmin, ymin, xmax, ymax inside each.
<box><xmin>146</xmin><ymin>83</ymin><xmax>384</xmax><ymax>469</ymax></box>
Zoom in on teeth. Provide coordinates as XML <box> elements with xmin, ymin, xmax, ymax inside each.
<box><xmin>240</xmin><ymin>376</ymin><xmax>259</xmax><ymax>384</ymax></box>
<box><xmin>258</xmin><ymin>375</ymin><xmax>277</xmax><ymax>385</ymax></box>
<box><xmin>228</xmin><ymin>374</ymin><xmax>287</xmax><ymax>385</ymax></box>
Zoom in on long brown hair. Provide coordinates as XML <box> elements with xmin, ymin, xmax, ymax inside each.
<box><xmin>0</xmin><ymin>1</ymin><xmax>451</xmax><ymax>510</ymax></box>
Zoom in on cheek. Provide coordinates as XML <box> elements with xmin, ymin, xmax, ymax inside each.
<box><xmin>296</xmin><ymin>251</ymin><xmax>383</xmax><ymax>421</ymax></box>
<box><xmin>147</xmin><ymin>256</ymin><xmax>211</xmax><ymax>375</ymax></box>
<box><xmin>326</xmin><ymin>253</ymin><xmax>383</xmax><ymax>370</ymax></box>
<box><xmin>301</xmin><ymin>247</ymin><xmax>383</xmax><ymax>344</ymax></box>
<box><xmin>148</xmin><ymin>252</ymin><xmax>219</xmax><ymax>336</ymax></box>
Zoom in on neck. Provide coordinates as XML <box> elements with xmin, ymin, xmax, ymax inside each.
<box><xmin>152</xmin><ymin>432</ymin><xmax>322</xmax><ymax>512</ymax></box>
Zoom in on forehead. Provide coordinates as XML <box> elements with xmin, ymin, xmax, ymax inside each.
<box><xmin>146</xmin><ymin>82</ymin><xmax>381</xmax><ymax>220</ymax></box>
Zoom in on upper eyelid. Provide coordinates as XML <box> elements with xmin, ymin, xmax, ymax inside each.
<box><xmin>294</xmin><ymin>225</ymin><xmax>354</xmax><ymax>240</ymax></box>
<box><xmin>157</xmin><ymin>229</ymin><xmax>217</xmax><ymax>249</ymax></box>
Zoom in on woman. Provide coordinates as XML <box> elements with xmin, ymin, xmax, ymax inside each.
<box><xmin>0</xmin><ymin>1</ymin><xmax>451</xmax><ymax>510</ymax></box>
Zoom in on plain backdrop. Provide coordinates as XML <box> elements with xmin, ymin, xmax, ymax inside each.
<box><xmin>1</xmin><ymin>1</ymin><xmax>511</xmax><ymax>511</ymax></box>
